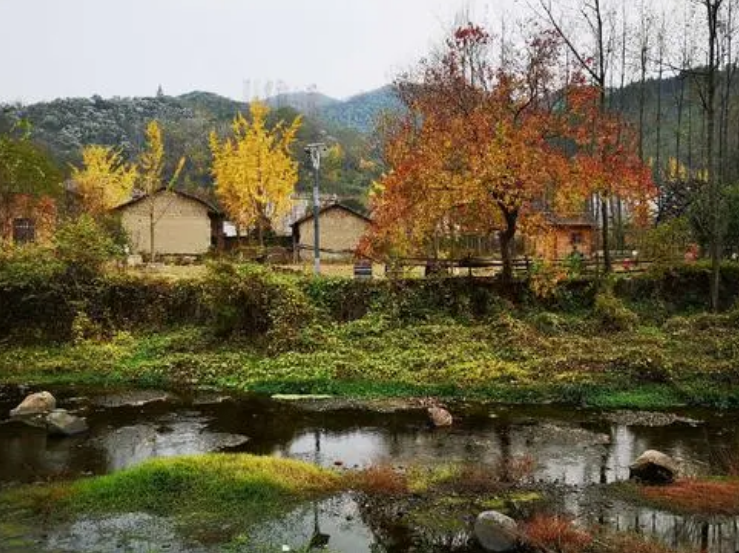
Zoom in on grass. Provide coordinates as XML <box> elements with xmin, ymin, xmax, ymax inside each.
<box><xmin>3</xmin><ymin>304</ymin><xmax>739</xmax><ymax>409</ymax></box>
<box><xmin>0</xmin><ymin>454</ymin><xmax>544</xmax><ymax>550</ymax></box>
<box><xmin>1</xmin><ymin>454</ymin><xmax>342</xmax><ymax>534</ymax></box>
<box><xmin>0</xmin><ymin>453</ymin><xmax>707</xmax><ymax>553</ymax></box>
<box><xmin>520</xmin><ymin>517</ymin><xmax>694</xmax><ymax>553</ymax></box>
<box><xmin>523</xmin><ymin>515</ymin><xmax>593</xmax><ymax>553</ymax></box>
<box><xmin>612</xmin><ymin>478</ymin><xmax>739</xmax><ymax>517</ymax></box>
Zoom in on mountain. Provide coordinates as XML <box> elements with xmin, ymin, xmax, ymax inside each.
<box><xmin>266</xmin><ymin>91</ymin><xmax>340</xmax><ymax>112</ymax></box>
<box><xmin>318</xmin><ymin>86</ymin><xmax>403</xmax><ymax>133</ymax></box>
<box><xmin>266</xmin><ymin>85</ymin><xmax>403</xmax><ymax>134</ymax></box>
<box><xmin>0</xmin><ymin>91</ymin><xmax>383</xmax><ymax>203</ymax></box>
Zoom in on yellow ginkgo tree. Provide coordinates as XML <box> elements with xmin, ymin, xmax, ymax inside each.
<box><xmin>210</xmin><ymin>101</ymin><xmax>301</xmax><ymax>246</ymax></box>
<box><xmin>71</xmin><ymin>145</ymin><xmax>137</xmax><ymax>215</ymax></box>
<box><xmin>137</xmin><ymin>120</ymin><xmax>185</xmax><ymax>262</ymax></box>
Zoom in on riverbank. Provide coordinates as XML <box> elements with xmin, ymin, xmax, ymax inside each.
<box><xmin>3</xmin><ymin>304</ymin><xmax>739</xmax><ymax>410</ymax></box>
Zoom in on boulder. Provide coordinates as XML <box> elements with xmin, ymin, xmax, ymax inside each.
<box><xmin>474</xmin><ymin>510</ymin><xmax>518</xmax><ymax>552</ymax></box>
<box><xmin>45</xmin><ymin>409</ymin><xmax>89</xmax><ymax>436</ymax></box>
<box><xmin>427</xmin><ymin>406</ymin><xmax>453</xmax><ymax>427</ymax></box>
<box><xmin>10</xmin><ymin>391</ymin><xmax>56</xmax><ymax>417</ymax></box>
<box><xmin>629</xmin><ymin>450</ymin><xmax>678</xmax><ymax>484</ymax></box>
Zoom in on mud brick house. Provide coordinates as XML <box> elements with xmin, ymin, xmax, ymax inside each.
<box><xmin>291</xmin><ymin>202</ymin><xmax>371</xmax><ymax>261</ymax></box>
<box><xmin>113</xmin><ymin>188</ymin><xmax>223</xmax><ymax>257</ymax></box>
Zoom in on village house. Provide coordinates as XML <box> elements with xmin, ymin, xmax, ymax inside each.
<box><xmin>0</xmin><ymin>195</ymin><xmax>57</xmax><ymax>245</ymax></box>
<box><xmin>291</xmin><ymin>202</ymin><xmax>371</xmax><ymax>262</ymax></box>
<box><xmin>532</xmin><ymin>214</ymin><xmax>597</xmax><ymax>260</ymax></box>
<box><xmin>113</xmin><ymin>188</ymin><xmax>223</xmax><ymax>258</ymax></box>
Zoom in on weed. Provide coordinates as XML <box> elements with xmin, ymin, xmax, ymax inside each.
<box><xmin>523</xmin><ymin>515</ymin><xmax>593</xmax><ymax>553</ymax></box>
<box><xmin>634</xmin><ymin>478</ymin><xmax>739</xmax><ymax>516</ymax></box>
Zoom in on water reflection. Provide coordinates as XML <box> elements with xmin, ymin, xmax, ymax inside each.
<box><xmin>579</xmin><ymin>498</ymin><xmax>739</xmax><ymax>553</ymax></box>
<box><xmin>2</xmin><ymin>387</ymin><xmax>739</xmax><ymax>552</ymax></box>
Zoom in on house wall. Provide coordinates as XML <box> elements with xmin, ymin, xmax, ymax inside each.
<box><xmin>119</xmin><ymin>191</ymin><xmax>212</xmax><ymax>256</ymax></box>
<box><xmin>0</xmin><ymin>195</ymin><xmax>57</xmax><ymax>244</ymax></box>
<box><xmin>296</xmin><ymin>208</ymin><xmax>369</xmax><ymax>260</ymax></box>
<box><xmin>534</xmin><ymin>226</ymin><xmax>595</xmax><ymax>260</ymax></box>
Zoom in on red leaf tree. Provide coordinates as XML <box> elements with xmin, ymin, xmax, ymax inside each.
<box><xmin>363</xmin><ymin>23</ymin><xmax>655</xmax><ymax>281</ymax></box>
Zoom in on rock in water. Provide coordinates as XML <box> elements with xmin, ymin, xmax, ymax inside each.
<box><xmin>629</xmin><ymin>450</ymin><xmax>678</xmax><ymax>484</ymax></box>
<box><xmin>46</xmin><ymin>409</ymin><xmax>89</xmax><ymax>436</ymax></box>
<box><xmin>427</xmin><ymin>406</ymin><xmax>453</xmax><ymax>427</ymax></box>
<box><xmin>10</xmin><ymin>391</ymin><xmax>56</xmax><ymax>417</ymax></box>
<box><xmin>474</xmin><ymin>511</ymin><xmax>518</xmax><ymax>552</ymax></box>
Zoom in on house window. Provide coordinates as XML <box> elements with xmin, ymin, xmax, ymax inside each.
<box><xmin>12</xmin><ymin>218</ymin><xmax>36</xmax><ymax>244</ymax></box>
<box><xmin>570</xmin><ymin>231</ymin><xmax>583</xmax><ymax>246</ymax></box>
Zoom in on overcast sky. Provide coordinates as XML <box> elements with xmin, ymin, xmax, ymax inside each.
<box><xmin>0</xmin><ymin>0</ymin><xmax>528</xmax><ymax>104</ymax></box>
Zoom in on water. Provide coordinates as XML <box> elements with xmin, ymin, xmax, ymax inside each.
<box><xmin>1</xmin><ymin>385</ymin><xmax>738</xmax><ymax>552</ymax></box>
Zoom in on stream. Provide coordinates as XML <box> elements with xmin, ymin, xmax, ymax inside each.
<box><xmin>1</xmin><ymin>385</ymin><xmax>738</xmax><ymax>552</ymax></box>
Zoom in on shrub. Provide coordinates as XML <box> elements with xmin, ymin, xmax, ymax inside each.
<box><xmin>523</xmin><ymin>515</ymin><xmax>593</xmax><ymax>553</ymax></box>
<box><xmin>529</xmin><ymin>311</ymin><xmax>567</xmax><ymax>335</ymax></box>
<box><xmin>0</xmin><ymin>242</ymin><xmax>64</xmax><ymax>287</ymax></box>
<box><xmin>54</xmin><ymin>215</ymin><xmax>121</xmax><ymax>278</ymax></box>
<box><xmin>594</xmin><ymin>291</ymin><xmax>639</xmax><ymax>332</ymax></box>
<box><xmin>352</xmin><ymin>465</ymin><xmax>408</xmax><ymax>495</ymax></box>
<box><xmin>528</xmin><ymin>260</ymin><xmax>567</xmax><ymax>300</ymax></box>
<box><xmin>304</xmin><ymin>277</ymin><xmax>379</xmax><ymax>322</ymax></box>
<box><xmin>203</xmin><ymin>262</ymin><xmax>315</xmax><ymax>348</ymax></box>
<box><xmin>641</xmin><ymin>217</ymin><xmax>693</xmax><ymax>266</ymax></box>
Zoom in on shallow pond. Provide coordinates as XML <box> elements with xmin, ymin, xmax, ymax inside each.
<box><xmin>1</xmin><ymin>386</ymin><xmax>738</xmax><ymax>552</ymax></box>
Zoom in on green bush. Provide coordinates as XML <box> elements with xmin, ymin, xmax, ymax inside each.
<box><xmin>529</xmin><ymin>311</ymin><xmax>567</xmax><ymax>335</ymax></box>
<box><xmin>54</xmin><ymin>215</ymin><xmax>121</xmax><ymax>278</ymax></box>
<box><xmin>594</xmin><ymin>291</ymin><xmax>639</xmax><ymax>332</ymax></box>
<box><xmin>0</xmin><ymin>242</ymin><xmax>64</xmax><ymax>287</ymax></box>
<box><xmin>203</xmin><ymin>262</ymin><xmax>315</xmax><ymax>348</ymax></box>
<box><xmin>641</xmin><ymin>217</ymin><xmax>693</xmax><ymax>265</ymax></box>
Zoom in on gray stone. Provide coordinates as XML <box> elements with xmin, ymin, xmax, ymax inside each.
<box><xmin>10</xmin><ymin>391</ymin><xmax>56</xmax><ymax>417</ymax></box>
<box><xmin>473</xmin><ymin>511</ymin><xmax>518</xmax><ymax>552</ymax></box>
<box><xmin>427</xmin><ymin>406</ymin><xmax>453</xmax><ymax>427</ymax></box>
<box><xmin>629</xmin><ymin>450</ymin><xmax>678</xmax><ymax>484</ymax></box>
<box><xmin>46</xmin><ymin>409</ymin><xmax>89</xmax><ymax>436</ymax></box>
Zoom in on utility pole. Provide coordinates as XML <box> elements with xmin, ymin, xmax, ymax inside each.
<box><xmin>305</xmin><ymin>143</ymin><xmax>327</xmax><ymax>275</ymax></box>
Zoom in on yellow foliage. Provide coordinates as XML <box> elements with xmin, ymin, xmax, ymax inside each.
<box><xmin>71</xmin><ymin>146</ymin><xmax>137</xmax><ymax>213</ymax></box>
<box><xmin>135</xmin><ymin>120</ymin><xmax>186</xmax><ymax>262</ymax></box>
<box><xmin>210</xmin><ymin>102</ymin><xmax>301</xmax><ymax>240</ymax></box>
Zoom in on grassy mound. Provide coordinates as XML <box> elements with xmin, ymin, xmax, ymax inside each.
<box><xmin>4</xmin><ymin>454</ymin><xmax>341</xmax><ymax>524</ymax></box>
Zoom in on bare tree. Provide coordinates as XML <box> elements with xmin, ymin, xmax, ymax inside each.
<box><xmin>636</xmin><ymin>0</ymin><xmax>653</xmax><ymax>163</ymax></box>
<box><xmin>538</xmin><ymin>0</ymin><xmax>618</xmax><ymax>272</ymax></box>
<box><xmin>696</xmin><ymin>0</ymin><xmax>727</xmax><ymax>311</ymax></box>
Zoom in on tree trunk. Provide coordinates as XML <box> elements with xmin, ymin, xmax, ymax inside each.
<box><xmin>706</xmin><ymin>0</ymin><xmax>722</xmax><ymax>312</ymax></box>
<box><xmin>499</xmin><ymin>209</ymin><xmax>518</xmax><ymax>283</ymax></box>
<box><xmin>149</xmin><ymin>207</ymin><xmax>156</xmax><ymax>263</ymax></box>
<box><xmin>601</xmin><ymin>197</ymin><xmax>611</xmax><ymax>273</ymax></box>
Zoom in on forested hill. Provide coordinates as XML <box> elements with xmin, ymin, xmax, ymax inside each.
<box><xmin>318</xmin><ymin>86</ymin><xmax>403</xmax><ymax>132</ymax></box>
<box><xmin>266</xmin><ymin>85</ymin><xmax>402</xmax><ymax>133</ymax></box>
<box><xmin>0</xmin><ymin>91</ymin><xmax>383</xmax><ymax>203</ymax></box>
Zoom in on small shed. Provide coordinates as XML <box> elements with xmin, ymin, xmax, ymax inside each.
<box><xmin>534</xmin><ymin>216</ymin><xmax>596</xmax><ymax>260</ymax></box>
<box><xmin>291</xmin><ymin>203</ymin><xmax>371</xmax><ymax>261</ymax></box>
<box><xmin>113</xmin><ymin>188</ymin><xmax>223</xmax><ymax>257</ymax></box>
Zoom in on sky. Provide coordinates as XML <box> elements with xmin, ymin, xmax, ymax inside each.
<box><xmin>0</xmin><ymin>0</ymin><xmax>523</xmax><ymax>104</ymax></box>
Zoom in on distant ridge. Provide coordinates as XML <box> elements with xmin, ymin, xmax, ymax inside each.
<box><xmin>265</xmin><ymin>85</ymin><xmax>403</xmax><ymax>133</ymax></box>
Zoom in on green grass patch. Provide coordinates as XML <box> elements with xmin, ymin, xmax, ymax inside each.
<box><xmin>4</xmin><ymin>303</ymin><xmax>739</xmax><ymax>409</ymax></box>
<box><xmin>2</xmin><ymin>454</ymin><xmax>342</xmax><ymax>528</ymax></box>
